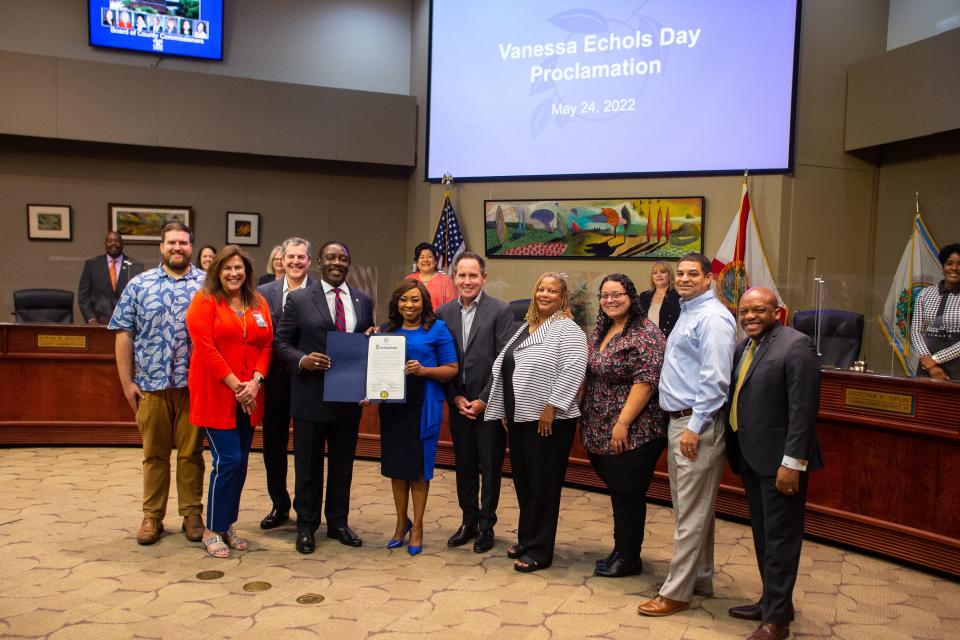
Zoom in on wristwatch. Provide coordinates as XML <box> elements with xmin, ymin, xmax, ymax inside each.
<box><xmin>254</xmin><ymin>375</ymin><xmax>266</xmax><ymax>386</ymax></box>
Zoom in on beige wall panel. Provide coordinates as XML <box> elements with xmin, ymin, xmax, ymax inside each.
<box><xmin>157</xmin><ymin>70</ymin><xmax>251</xmax><ymax>154</ymax></box>
<box><xmin>56</xmin><ymin>59</ymin><xmax>159</xmax><ymax>147</ymax></box>
<box><xmin>846</xmin><ymin>28</ymin><xmax>960</xmax><ymax>150</ymax></box>
<box><xmin>795</xmin><ymin>0</ymin><xmax>888</xmax><ymax>169</ymax></box>
<box><xmin>337</xmin><ymin>91</ymin><xmax>416</xmax><ymax>166</ymax></box>
<box><xmin>0</xmin><ymin>51</ymin><xmax>57</xmax><ymax>138</ymax></box>
<box><xmin>780</xmin><ymin>165</ymin><xmax>877</xmax><ymax>319</ymax></box>
<box><xmin>250</xmin><ymin>83</ymin><xmax>339</xmax><ymax>159</ymax></box>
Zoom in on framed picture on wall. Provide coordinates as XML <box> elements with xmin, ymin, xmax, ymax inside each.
<box><xmin>109</xmin><ymin>204</ymin><xmax>193</xmax><ymax>244</ymax></box>
<box><xmin>27</xmin><ymin>204</ymin><xmax>72</xmax><ymax>241</ymax></box>
<box><xmin>226</xmin><ymin>211</ymin><xmax>260</xmax><ymax>246</ymax></box>
<box><xmin>484</xmin><ymin>196</ymin><xmax>704</xmax><ymax>260</ymax></box>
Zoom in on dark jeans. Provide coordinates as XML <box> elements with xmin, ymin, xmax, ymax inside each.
<box><xmin>450</xmin><ymin>410</ymin><xmax>507</xmax><ymax>530</ymax></box>
<box><xmin>292</xmin><ymin>416</ymin><xmax>360</xmax><ymax>533</ymax></box>
<box><xmin>740</xmin><ymin>459</ymin><xmax>810</xmax><ymax>625</ymax></box>
<box><xmin>588</xmin><ymin>436</ymin><xmax>666</xmax><ymax>559</ymax></box>
<box><xmin>508</xmin><ymin>417</ymin><xmax>577</xmax><ymax>565</ymax></box>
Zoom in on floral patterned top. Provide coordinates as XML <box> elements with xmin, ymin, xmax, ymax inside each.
<box><xmin>579</xmin><ymin>318</ymin><xmax>666</xmax><ymax>455</ymax></box>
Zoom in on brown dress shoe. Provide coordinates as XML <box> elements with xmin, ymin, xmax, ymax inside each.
<box><xmin>137</xmin><ymin>517</ymin><xmax>163</xmax><ymax>545</ymax></box>
<box><xmin>182</xmin><ymin>514</ymin><xmax>204</xmax><ymax>542</ymax></box>
<box><xmin>637</xmin><ymin>595</ymin><xmax>689</xmax><ymax>617</ymax></box>
<box><xmin>746</xmin><ymin>622</ymin><xmax>790</xmax><ymax>640</ymax></box>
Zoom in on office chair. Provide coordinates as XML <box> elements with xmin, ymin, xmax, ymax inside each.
<box><xmin>792</xmin><ymin>309</ymin><xmax>864</xmax><ymax>369</ymax></box>
<box><xmin>13</xmin><ymin>288</ymin><xmax>75</xmax><ymax>324</ymax></box>
<box><xmin>509</xmin><ymin>298</ymin><xmax>531</xmax><ymax>324</ymax></box>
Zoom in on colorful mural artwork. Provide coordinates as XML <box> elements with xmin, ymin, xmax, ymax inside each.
<box><xmin>484</xmin><ymin>197</ymin><xmax>704</xmax><ymax>260</ymax></box>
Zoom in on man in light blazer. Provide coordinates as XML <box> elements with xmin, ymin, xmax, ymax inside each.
<box><xmin>78</xmin><ymin>231</ymin><xmax>143</xmax><ymax>324</ymax></box>
<box><xmin>436</xmin><ymin>252</ymin><xmax>517</xmax><ymax>553</ymax></box>
<box><xmin>273</xmin><ymin>241</ymin><xmax>374</xmax><ymax>554</ymax></box>
<box><xmin>725</xmin><ymin>287</ymin><xmax>823</xmax><ymax>640</ymax></box>
<box><xmin>256</xmin><ymin>237</ymin><xmax>313</xmax><ymax>531</ymax></box>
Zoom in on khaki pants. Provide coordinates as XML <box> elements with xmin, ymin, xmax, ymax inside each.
<box><xmin>659</xmin><ymin>413</ymin><xmax>726</xmax><ymax>602</ymax></box>
<box><xmin>136</xmin><ymin>387</ymin><xmax>204</xmax><ymax>519</ymax></box>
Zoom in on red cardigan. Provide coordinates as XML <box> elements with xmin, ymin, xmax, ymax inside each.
<box><xmin>186</xmin><ymin>291</ymin><xmax>273</xmax><ymax>429</ymax></box>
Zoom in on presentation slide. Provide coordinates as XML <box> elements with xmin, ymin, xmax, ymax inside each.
<box><xmin>427</xmin><ymin>0</ymin><xmax>799</xmax><ymax>181</ymax></box>
<box><xmin>88</xmin><ymin>0</ymin><xmax>223</xmax><ymax>61</ymax></box>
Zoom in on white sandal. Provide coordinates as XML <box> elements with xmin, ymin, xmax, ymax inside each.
<box><xmin>202</xmin><ymin>533</ymin><xmax>231</xmax><ymax>558</ymax></box>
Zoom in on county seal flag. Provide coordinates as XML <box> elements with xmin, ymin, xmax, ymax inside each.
<box><xmin>878</xmin><ymin>212</ymin><xmax>940</xmax><ymax>375</ymax></box>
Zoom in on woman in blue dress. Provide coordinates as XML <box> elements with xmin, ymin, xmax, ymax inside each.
<box><xmin>379</xmin><ymin>279</ymin><xmax>458</xmax><ymax>555</ymax></box>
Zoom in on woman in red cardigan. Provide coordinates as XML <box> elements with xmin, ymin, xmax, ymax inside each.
<box><xmin>186</xmin><ymin>245</ymin><xmax>273</xmax><ymax>558</ymax></box>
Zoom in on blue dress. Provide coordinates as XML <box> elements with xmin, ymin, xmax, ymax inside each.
<box><xmin>379</xmin><ymin>319</ymin><xmax>457</xmax><ymax>481</ymax></box>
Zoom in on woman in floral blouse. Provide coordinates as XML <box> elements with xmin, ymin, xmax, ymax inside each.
<box><xmin>580</xmin><ymin>273</ymin><xmax>667</xmax><ymax>578</ymax></box>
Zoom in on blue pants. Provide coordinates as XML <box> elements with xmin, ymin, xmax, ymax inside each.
<box><xmin>204</xmin><ymin>408</ymin><xmax>254</xmax><ymax>532</ymax></box>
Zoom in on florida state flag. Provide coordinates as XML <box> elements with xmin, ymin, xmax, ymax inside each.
<box><xmin>711</xmin><ymin>178</ymin><xmax>787</xmax><ymax>322</ymax></box>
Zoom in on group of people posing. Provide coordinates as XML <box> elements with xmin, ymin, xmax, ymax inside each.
<box><xmin>111</xmin><ymin>222</ymin><xmax>829</xmax><ymax>640</ymax></box>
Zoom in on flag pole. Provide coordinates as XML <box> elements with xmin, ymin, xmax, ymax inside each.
<box><xmin>441</xmin><ymin>173</ymin><xmax>453</xmax><ymax>270</ymax></box>
<box><xmin>734</xmin><ymin>169</ymin><xmax>749</xmax><ymax>315</ymax></box>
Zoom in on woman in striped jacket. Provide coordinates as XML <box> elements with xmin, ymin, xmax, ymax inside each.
<box><xmin>480</xmin><ymin>272</ymin><xmax>587</xmax><ymax>572</ymax></box>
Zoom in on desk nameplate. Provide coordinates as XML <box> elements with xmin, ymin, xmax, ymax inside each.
<box><xmin>843</xmin><ymin>387</ymin><xmax>914</xmax><ymax>416</ymax></box>
<box><xmin>37</xmin><ymin>335</ymin><xmax>88</xmax><ymax>349</ymax></box>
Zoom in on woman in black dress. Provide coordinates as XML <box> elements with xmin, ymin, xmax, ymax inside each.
<box><xmin>637</xmin><ymin>260</ymin><xmax>681</xmax><ymax>337</ymax></box>
<box><xmin>378</xmin><ymin>279</ymin><xmax>458</xmax><ymax>555</ymax></box>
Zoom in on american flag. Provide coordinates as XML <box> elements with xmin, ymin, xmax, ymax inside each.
<box><xmin>432</xmin><ymin>191</ymin><xmax>465</xmax><ymax>271</ymax></box>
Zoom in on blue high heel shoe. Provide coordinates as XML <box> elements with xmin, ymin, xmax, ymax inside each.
<box><xmin>386</xmin><ymin>519</ymin><xmax>412</xmax><ymax>549</ymax></box>
<box><xmin>407</xmin><ymin>527</ymin><xmax>423</xmax><ymax>556</ymax></box>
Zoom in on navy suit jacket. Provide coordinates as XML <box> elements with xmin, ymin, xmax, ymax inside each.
<box><xmin>725</xmin><ymin>323</ymin><xmax>824</xmax><ymax>476</ymax></box>
<box><xmin>273</xmin><ymin>281</ymin><xmax>374</xmax><ymax>422</ymax></box>
<box><xmin>78</xmin><ymin>254</ymin><xmax>144</xmax><ymax>323</ymax></box>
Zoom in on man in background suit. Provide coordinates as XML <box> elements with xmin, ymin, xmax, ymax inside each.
<box><xmin>437</xmin><ymin>252</ymin><xmax>516</xmax><ymax>553</ymax></box>
<box><xmin>256</xmin><ymin>237</ymin><xmax>313</xmax><ymax>530</ymax></box>
<box><xmin>274</xmin><ymin>241</ymin><xmax>374</xmax><ymax>554</ymax></box>
<box><xmin>725</xmin><ymin>287</ymin><xmax>823</xmax><ymax>640</ymax></box>
<box><xmin>79</xmin><ymin>231</ymin><xmax>144</xmax><ymax>325</ymax></box>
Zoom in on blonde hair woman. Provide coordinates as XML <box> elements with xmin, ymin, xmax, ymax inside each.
<box><xmin>638</xmin><ymin>261</ymin><xmax>681</xmax><ymax>337</ymax></box>
<box><xmin>258</xmin><ymin>245</ymin><xmax>284</xmax><ymax>286</ymax></box>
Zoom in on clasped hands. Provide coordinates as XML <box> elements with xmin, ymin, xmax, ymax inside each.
<box><xmin>919</xmin><ymin>355</ymin><xmax>950</xmax><ymax>381</ymax></box>
<box><xmin>234</xmin><ymin>379</ymin><xmax>258</xmax><ymax>414</ymax></box>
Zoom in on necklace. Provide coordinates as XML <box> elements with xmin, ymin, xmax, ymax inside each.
<box><xmin>229</xmin><ymin>297</ymin><xmax>247</xmax><ymax>339</ymax></box>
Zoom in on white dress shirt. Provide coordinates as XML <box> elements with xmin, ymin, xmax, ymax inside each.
<box><xmin>282</xmin><ymin>274</ymin><xmax>310</xmax><ymax>310</ymax></box>
<box><xmin>321</xmin><ymin>279</ymin><xmax>357</xmax><ymax>332</ymax></box>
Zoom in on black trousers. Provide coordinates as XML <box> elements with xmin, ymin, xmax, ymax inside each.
<box><xmin>450</xmin><ymin>410</ymin><xmax>507</xmax><ymax>530</ymax></box>
<box><xmin>588</xmin><ymin>436</ymin><xmax>666</xmax><ymax>559</ymax></box>
<box><xmin>261</xmin><ymin>376</ymin><xmax>292</xmax><ymax>512</ymax></box>
<box><xmin>508</xmin><ymin>417</ymin><xmax>576</xmax><ymax>565</ymax></box>
<box><xmin>739</xmin><ymin>459</ymin><xmax>809</xmax><ymax>625</ymax></box>
<box><xmin>292</xmin><ymin>416</ymin><xmax>360</xmax><ymax>533</ymax></box>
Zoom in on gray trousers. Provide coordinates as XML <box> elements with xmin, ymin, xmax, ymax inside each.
<box><xmin>659</xmin><ymin>413</ymin><xmax>726</xmax><ymax>602</ymax></box>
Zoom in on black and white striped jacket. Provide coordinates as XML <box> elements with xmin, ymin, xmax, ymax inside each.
<box><xmin>484</xmin><ymin>317</ymin><xmax>587</xmax><ymax>423</ymax></box>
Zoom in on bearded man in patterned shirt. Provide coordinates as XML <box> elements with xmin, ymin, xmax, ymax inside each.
<box><xmin>109</xmin><ymin>222</ymin><xmax>206</xmax><ymax>545</ymax></box>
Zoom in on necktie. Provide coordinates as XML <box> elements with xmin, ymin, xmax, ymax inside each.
<box><xmin>333</xmin><ymin>288</ymin><xmax>346</xmax><ymax>331</ymax></box>
<box><xmin>729</xmin><ymin>341</ymin><xmax>757</xmax><ymax>432</ymax></box>
<box><xmin>109</xmin><ymin>258</ymin><xmax>118</xmax><ymax>290</ymax></box>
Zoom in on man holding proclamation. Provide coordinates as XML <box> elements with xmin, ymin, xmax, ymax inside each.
<box><xmin>273</xmin><ymin>241</ymin><xmax>374</xmax><ymax>554</ymax></box>
<box><xmin>436</xmin><ymin>252</ymin><xmax>516</xmax><ymax>552</ymax></box>
<box><xmin>109</xmin><ymin>222</ymin><xmax>205</xmax><ymax>546</ymax></box>
<box><xmin>638</xmin><ymin>252</ymin><xmax>735</xmax><ymax>617</ymax></box>
<box><xmin>256</xmin><ymin>237</ymin><xmax>313</xmax><ymax>530</ymax></box>
<box><xmin>725</xmin><ymin>287</ymin><xmax>822</xmax><ymax>640</ymax></box>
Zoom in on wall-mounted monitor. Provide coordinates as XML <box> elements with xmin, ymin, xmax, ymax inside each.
<box><xmin>88</xmin><ymin>0</ymin><xmax>224</xmax><ymax>61</ymax></box>
<box><xmin>426</xmin><ymin>0</ymin><xmax>801</xmax><ymax>181</ymax></box>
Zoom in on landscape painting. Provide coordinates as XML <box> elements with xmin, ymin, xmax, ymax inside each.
<box><xmin>110</xmin><ymin>204</ymin><xmax>192</xmax><ymax>244</ymax></box>
<box><xmin>484</xmin><ymin>197</ymin><xmax>704</xmax><ymax>260</ymax></box>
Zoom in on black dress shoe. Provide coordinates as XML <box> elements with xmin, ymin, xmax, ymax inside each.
<box><xmin>595</xmin><ymin>548</ymin><xmax>617</xmax><ymax>570</ymax></box>
<box><xmin>473</xmin><ymin>529</ymin><xmax>495</xmax><ymax>553</ymax></box>
<box><xmin>327</xmin><ymin>525</ymin><xmax>363</xmax><ymax>547</ymax></box>
<box><xmin>260</xmin><ymin>508</ymin><xmax>290</xmax><ymax>530</ymax></box>
<box><xmin>296</xmin><ymin>531</ymin><xmax>315</xmax><ymax>554</ymax></box>
<box><xmin>728</xmin><ymin>600</ymin><xmax>763</xmax><ymax>621</ymax></box>
<box><xmin>594</xmin><ymin>554</ymin><xmax>642</xmax><ymax>577</ymax></box>
<box><xmin>506</xmin><ymin>543</ymin><xmax>525</xmax><ymax>559</ymax></box>
<box><xmin>447</xmin><ymin>523</ymin><xmax>479</xmax><ymax>547</ymax></box>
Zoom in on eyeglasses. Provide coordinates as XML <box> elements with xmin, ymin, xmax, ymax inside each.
<box><xmin>598</xmin><ymin>292</ymin><xmax>627</xmax><ymax>301</ymax></box>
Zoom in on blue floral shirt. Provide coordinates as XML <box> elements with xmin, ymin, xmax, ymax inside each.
<box><xmin>108</xmin><ymin>264</ymin><xmax>206</xmax><ymax>391</ymax></box>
